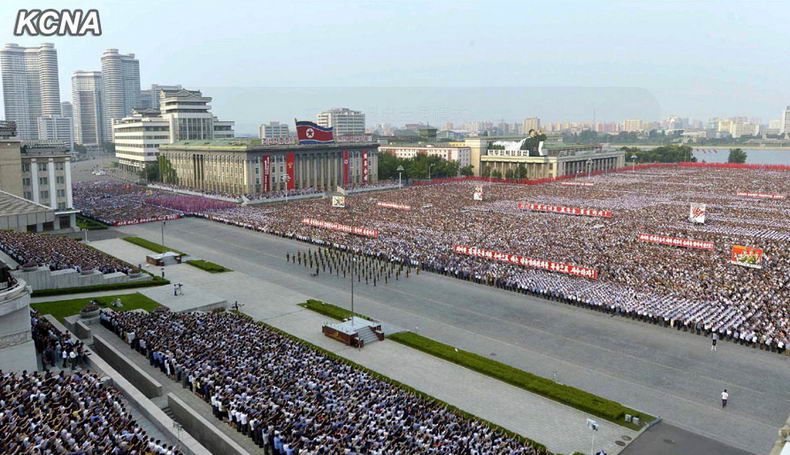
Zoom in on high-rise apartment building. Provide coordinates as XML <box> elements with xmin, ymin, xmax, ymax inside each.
<box><xmin>37</xmin><ymin>116</ymin><xmax>74</xmax><ymax>152</ymax></box>
<box><xmin>72</xmin><ymin>71</ymin><xmax>106</xmax><ymax>146</ymax></box>
<box><xmin>60</xmin><ymin>101</ymin><xmax>72</xmax><ymax>118</ymax></box>
<box><xmin>523</xmin><ymin>117</ymin><xmax>541</xmax><ymax>132</ymax></box>
<box><xmin>317</xmin><ymin>108</ymin><xmax>365</xmax><ymax>136</ymax></box>
<box><xmin>101</xmin><ymin>49</ymin><xmax>141</xmax><ymax>135</ymax></box>
<box><xmin>259</xmin><ymin>121</ymin><xmax>290</xmax><ymax>139</ymax></box>
<box><xmin>0</xmin><ymin>43</ymin><xmax>61</xmax><ymax>140</ymax></box>
<box><xmin>622</xmin><ymin>120</ymin><xmax>645</xmax><ymax>132</ymax></box>
<box><xmin>781</xmin><ymin>106</ymin><xmax>790</xmax><ymax>135</ymax></box>
<box><xmin>138</xmin><ymin>84</ymin><xmax>182</xmax><ymax>110</ymax></box>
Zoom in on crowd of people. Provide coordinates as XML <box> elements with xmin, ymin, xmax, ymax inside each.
<box><xmin>193</xmin><ymin>166</ymin><xmax>789</xmax><ymax>351</ymax></box>
<box><xmin>104</xmin><ymin>309</ymin><xmax>546</xmax><ymax>455</ymax></box>
<box><xmin>73</xmin><ymin>182</ymin><xmax>181</xmax><ymax>225</ymax></box>
<box><xmin>0</xmin><ymin>230</ymin><xmax>132</xmax><ymax>274</ymax></box>
<box><xmin>0</xmin><ymin>312</ymin><xmax>182</xmax><ymax>455</ymax></box>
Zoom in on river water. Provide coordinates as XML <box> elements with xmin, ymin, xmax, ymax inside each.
<box><xmin>691</xmin><ymin>148</ymin><xmax>790</xmax><ymax>165</ymax></box>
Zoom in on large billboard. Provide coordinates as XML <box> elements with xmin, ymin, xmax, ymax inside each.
<box><xmin>343</xmin><ymin>150</ymin><xmax>349</xmax><ymax>186</ymax></box>
<box><xmin>286</xmin><ymin>153</ymin><xmax>296</xmax><ymax>189</ymax></box>
<box><xmin>362</xmin><ymin>150</ymin><xmax>369</xmax><ymax>183</ymax></box>
<box><xmin>473</xmin><ymin>185</ymin><xmax>484</xmax><ymax>201</ymax></box>
<box><xmin>730</xmin><ymin>245</ymin><xmax>764</xmax><ymax>269</ymax></box>
<box><xmin>331</xmin><ymin>195</ymin><xmax>346</xmax><ymax>208</ymax></box>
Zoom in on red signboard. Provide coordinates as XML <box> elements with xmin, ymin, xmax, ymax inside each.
<box><xmin>518</xmin><ymin>202</ymin><xmax>612</xmax><ymax>218</ymax></box>
<box><xmin>286</xmin><ymin>152</ymin><xmax>295</xmax><ymax>190</ymax></box>
<box><xmin>301</xmin><ymin>217</ymin><xmax>379</xmax><ymax>238</ymax></box>
<box><xmin>638</xmin><ymin>233</ymin><xmax>714</xmax><ymax>250</ymax></box>
<box><xmin>342</xmin><ymin>151</ymin><xmax>350</xmax><ymax>186</ymax></box>
<box><xmin>731</xmin><ymin>245</ymin><xmax>764</xmax><ymax>269</ymax></box>
<box><xmin>262</xmin><ymin>155</ymin><xmax>271</xmax><ymax>192</ymax></box>
<box><xmin>362</xmin><ymin>150</ymin><xmax>369</xmax><ymax>183</ymax></box>
<box><xmin>560</xmin><ymin>182</ymin><xmax>594</xmax><ymax>187</ymax></box>
<box><xmin>452</xmin><ymin>245</ymin><xmax>598</xmax><ymax>279</ymax></box>
<box><xmin>376</xmin><ymin>201</ymin><xmax>412</xmax><ymax>210</ymax></box>
<box><xmin>735</xmin><ymin>191</ymin><xmax>786</xmax><ymax>200</ymax></box>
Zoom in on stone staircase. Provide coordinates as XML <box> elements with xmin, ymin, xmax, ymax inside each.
<box><xmin>357</xmin><ymin>326</ymin><xmax>381</xmax><ymax>346</ymax></box>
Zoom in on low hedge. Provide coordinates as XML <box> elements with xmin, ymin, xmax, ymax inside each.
<box><xmin>298</xmin><ymin>299</ymin><xmax>375</xmax><ymax>321</ymax></box>
<box><xmin>76</xmin><ymin>215</ymin><xmax>109</xmax><ymax>230</ymax></box>
<box><xmin>31</xmin><ymin>276</ymin><xmax>170</xmax><ymax>297</ymax></box>
<box><xmin>230</xmin><ymin>310</ymin><xmax>551</xmax><ymax>454</ymax></box>
<box><xmin>121</xmin><ymin>236</ymin><xmax>187</xmax><ymax>255</ymax></box>
<box><xmin>185</xmin><ymin>259</ymin><xmax>232</xmax><ymax>273</ymax></box>
<box><xmin>389</xmin><ymin>331</ymin><xmax>654</xmax><ymax>431</ymax></box>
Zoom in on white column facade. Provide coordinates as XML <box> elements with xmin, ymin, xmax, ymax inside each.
<box><xmin>64</xmin><ymin>157</ymin><xmax>73</xmax><ymax>208</ymax></box>
<box><xmin>47</xmin><ymin>159</ymin><xmax>57</xmax><ymax>209</ymax></box>
<box><xmin>30</xmin><ymin>160</ymin><xmax>40</xmax><ymax>203</ymax></box>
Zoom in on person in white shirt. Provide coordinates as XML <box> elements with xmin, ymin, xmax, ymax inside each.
<box><xmin>721</xmin><ymin>389</ymin><xmax>729</xmax><ymax>407</ymax></box>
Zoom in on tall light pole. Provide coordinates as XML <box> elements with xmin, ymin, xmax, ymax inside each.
<box><xmin>350</xmin><ymin>257</ymin><xmax>356</xmax><ymax>327</ymax></box>
<box><xmin>396</xmin><ymin>165</ymin><xmax>404</xmax><ymax>189</ymax></box>
<box><xmin>161</xmin><ymin>221</ymin><xmax>165</xmax><ymax>251</ymax></box>
<box><xmin>631</xmin><ymin>154</ymin><xmax>637</xmax><ymax>173</ymax></box>
<box><xmin>428</xmin><ymin>163</ymin><xmax>435</xmax><ymax>180</ymax></box>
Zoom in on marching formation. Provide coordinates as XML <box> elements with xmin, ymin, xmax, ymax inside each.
<box><xmin>287</xmin><ymin>247</ymin><xmax>415</xmax><ymax>285</ymax></box>
<box><xmin>103</xmin><ymin>309</ymin><xmax>546</xmax><ymax>455</ymax></box>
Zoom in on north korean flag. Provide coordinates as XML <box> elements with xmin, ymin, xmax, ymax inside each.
<box><xmin>296</xmin><ymin>120</ymin><xmax>334</xmax><ymax>144</ymax></box>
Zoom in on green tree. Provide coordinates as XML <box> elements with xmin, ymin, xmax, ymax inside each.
<box><xmin>140</xmin><ymin>161</ymin><xmax>160</xmax><ymax>182</ymax></box>
<box><xmin>727</xmin><ymin>148</ymin><xmax>747</xmax><ymax>163</ymax></box>
<box><xmin>460</xmin><ymin>165</ymin><xmax>474</xmax><ymax>177</ymax></box>
<box><xmin>504</xmin><ymin>168</ymin><xmax>516</xmax><ymax>179</ymax></box>
<box><xmin>377</xmin><ymin>152</ymin><xmax>402</xmax><ymax>180</ymax></box>
<box><xmin>490</xmin><ymin>169</ymin><xmax>503</xmax><ymax>179</ymax></box>
<box><xmin>516</xmin><ymin>164</ymin><xmax>527</xmax><ymax>179</ymax></box>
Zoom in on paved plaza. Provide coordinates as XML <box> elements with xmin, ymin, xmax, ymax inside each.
<box><xmin>88</xmin><ymin>217</ymin><xmax>787</xmax><ymax>454</ymax></box>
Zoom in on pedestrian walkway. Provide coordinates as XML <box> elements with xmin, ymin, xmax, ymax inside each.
<box><xmin>89</xmin><ymin>237</ymin><xmax>638</xmax><ymax>455</ymax></box>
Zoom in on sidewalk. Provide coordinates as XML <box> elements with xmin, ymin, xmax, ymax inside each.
<box><xmin>89</xmin><ymin>237</ymin><xmax>638</xmax><ymax>455</ymax></box>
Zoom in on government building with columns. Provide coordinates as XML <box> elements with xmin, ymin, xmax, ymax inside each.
<box><xmin>158</xmin><ymin>139</ymin><xmax>379</xmax><ymax>195</ymax></box>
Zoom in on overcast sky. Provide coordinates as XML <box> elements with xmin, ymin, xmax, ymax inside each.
<box><xmin>1</xmin><ymin>0</ymin><xmax>788</xmax><ymax>132</ymax></box>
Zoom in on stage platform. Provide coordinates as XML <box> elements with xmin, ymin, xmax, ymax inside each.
<box><xmin>323</xmin><ymin>317</ymin><xmax>384</xmax><ymax>348</ymax></box>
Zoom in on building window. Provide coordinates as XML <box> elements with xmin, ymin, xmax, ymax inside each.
<box><xmin>58</xmin><ymin>202</ymin><xmax>66</xmax><ymax>210</ymax></box>
<box><xmin>24</xmin><ymin>192</ymin><xmax>32</xmax><ymax>199</ymax></box>
<box><xmin>57</xmin><ymin>189</ymin><xmax>65</xmax><ymax>197</ymax></box>
<box><xmin>39</xmin><ymin>177</ymin><xmax>48</xmax><ymax>185</ymax></box>
<box><xmin>56</xmin><ymin>176</ymin><xmax>65</xmax><ymax>184</ymax></box>
<box><xmin>40</xmin><ymin>191</ymin><xmax>48</xmax><ymax>199</ymax></box>
<box><xmin>22</xmin><ymin>163</ymin><xmax>30</xmax><ymax>172</ymax></box>
<box><xmin>22</xmin><ymin>178</ymin><xmax>31</xmax><ymax>186</ymax></box>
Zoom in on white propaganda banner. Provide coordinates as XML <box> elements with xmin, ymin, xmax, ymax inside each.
<box><xmin>301</xmin><ymin>217</ymin><xmax>378</xmax><ymax>238</ymax></box>
<box><xmin>735</xmin><ymin>191</ymin><xmax>786</xmax><ymax>200</ymax></box>
<box><xmin>452</xmin><ymin>245</ymin><xmax>598</xmax><ymax>279</ymax></box>
<box><xmin>560</xmin><ymin>181</ymin><xmax>595</xmax><ymax>187</ymax></box>
<box><xmin>331</xmin><ymin>195</ymin><xmax>346</xmax><ymax>208</ymax></box>
<box><xmin>638</xmin><ymin>233</ymin><xmax>714</xmax><ymax>250</ymax></box>
<box><xmin>473</xmin><ymin>185</ymin><xmax>484</xmax><ymax>201</ymax></box>
<box><xmin>518</xmin><ymin>202</ymin><xmax>613</xmax><ymax>218</ymax></box>
<box><xmin>376</xmin><ymin>201</ymin><xmax>412</xmax><ymax>210</ymax></box>
<box><xmin>689</xmin><ymin>203</ymin><xmax>707</xmax><ymax>224</ymax></box>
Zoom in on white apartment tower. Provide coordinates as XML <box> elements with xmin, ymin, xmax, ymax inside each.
<box><xmin>72</xmin><ymin>71</ymin><xmax>106</xmax><ymax>146</ymax></box>
<box><xmin>0</xmin><ymin>43</ymin><xmax>61</xmax><ymax>140</ymax></box>
<box><xmin>782</xmin><ymin>106</ymin><xmax>790</xmax><ymax>135</ymax></box>
<box><xmin>37</xmin><ymin>116</ymin><xmax>74</xmax><ymax>152</ymax></box>
<box><xmin>259</xmin><ymin>121</ymin><xmax>290</xmax><ymax>139</ymax></box>
<box><xmin>101</xmin><ymin>49</ymin><xmax>141</xmax><ymax>136</ymax></box>
<box><xmin>317</xmin><ymin>108</ymin><xmax>365</xmax><ymax>136</ymax></box>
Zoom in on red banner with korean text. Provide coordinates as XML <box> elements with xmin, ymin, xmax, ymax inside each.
<box><xmin>518</xmin><ymin>202</ymin><xmax>612</xmax><ymax>218</ymax></box>
<box><xmin>637</xmin><ymin>233</ymin><xmax>714</xmax><ymax>250</ymax></box>
<box><xmin>735</xmin><ymin>191</ymin><xmax>786</xmax><ymax>200</ymax></box>
<box><xmin>302</xmin><ymin>217</ymin><xmax>379</xmax><ymax>238</ymax></box>
<box><xmin>286</xmin><ymin>153</ymin><xmax>295</xmax><ymax>189</ymax></box>
<box><xmin>452</xmin><ymin>245</ymin><xmax>598</xmax><ymax>279</ymax></box>
<box><xmin>376</xmin><ymin>201</ymin><xmax>412</xmax><ymax>210</ymax></box>
<box><xmin>730</xmin><ymin>245</ymin><xmax>764</xmax><ymax>269</ymax></box>
<box><xmin>262</xmin><ymin>155</ymin><xmax>271</xmax><ymax>192</ymax></box>
<box><xmin>362</xmin><ymin>150</ymin><xmax>369</xmax><ymax>183</ymax></box>
<box><xmin>343</xmin><ymin>151</ymin><xmax>349</xmax><ymax>186</ymax></box>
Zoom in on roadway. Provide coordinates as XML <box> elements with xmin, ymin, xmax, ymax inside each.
<box><xmin>116</xmin><ymin>217</ymin><xmax>789</xmax><ymax>454</ymax></box>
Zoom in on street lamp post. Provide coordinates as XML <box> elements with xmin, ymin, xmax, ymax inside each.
<box><xmin>396</xmin><ymin>165</ymin><xmax>404</xmax><ymax>189</ymax></box>
<box><xmin>428</xmin><ymin>163</ymin><xmax>435</xmax><ymax>180</ymax></box>
<box><xmin>161</xmin><ymin>221</ymin><xmax>166</xmax><ymax>251</ymax></box>
<box><xmin>350</xmin><ymin>257</ymin><xmax>357</xmax><ymax>327</ymax></box>
<box><xmin>631</xmin><ymin>154</ymin><xmax>638</xmax><ymax>173</ymax></box>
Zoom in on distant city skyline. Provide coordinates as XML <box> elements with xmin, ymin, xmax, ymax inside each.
<box><xmin>0</xmin><ymin>0</ymin><xmax>789</xmax><ymax>133</ymax></box>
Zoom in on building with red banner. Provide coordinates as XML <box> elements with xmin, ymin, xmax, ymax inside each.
<box><xmin>158</xmin><ymin>139</ymin><xmax>378</xmax><ymax>195</ymax></box>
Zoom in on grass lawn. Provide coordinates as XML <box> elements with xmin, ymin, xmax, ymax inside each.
<box><xmin>76</xmin><ymin>215</ymin><xmax>109</xmax><ymax>230</ymax></box>
<box><xmin>31</xmin><ymin>292</ymin><xmax>162</xmax><ymax>323</ymax></box>
<box><xmin>122</xmin><ymin>236</ymin><xmax>187</xmax><ymax>255</ymax></box>
<box><xmin>298</xmin><ymin>299</ymin><xmax>375</xmax><ymax>321</ymax></box>
<box><xmin>185</xmin><ymin>259</ymin><xmax>232</xmax><ymax>273</ymax></box>
<box><xmin>389</xmin><ymin>331</ymin><xmax>655</xmax><ymax>431</ymax></box>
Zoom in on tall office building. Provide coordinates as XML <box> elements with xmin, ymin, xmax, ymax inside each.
<box><xmin>72</xmin><ymin>71</ymin><xmax>106</xmax><ymax>146</ymax></box>
<box><xmin>138</xmin><ymin>84</ymin><xmax>182</xmax><ymax>110</ymax></box>
<box><xmin>259</xmin><ymin>121</ymin><xmax>290</xmax><ymax>139</ymax></box>
<box><xmin>101</xmin><ymin>49</ymin><xmax>141</xmax><ymax>136</ymax></box>
<box><xmin>781</xmin><ymin>106</ymin><xmax>790</xmax><ymax>135</ymax></box>
<box><xmin>317</xmin><ymin>108</ymin><xmax>365</xmax><ymax>136</ymax></box>
<box><xmin>0</xmin><ymin>43</ymin><xmax>61</xmax><ymax>140</ymax></box>
<box><xmin>60</xmin><ymin>101</ymin><xmax>73</xmax><ymax>118</ymax></box>
<box><xmin>523</xmin><ymin>117</ymin><xmax>541</xmax><ymax>133</ymax></box>
<box><xmin>37</xmin><ymin>116</ymin><xmax>74</xmax><ymax>152</ymax></box>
